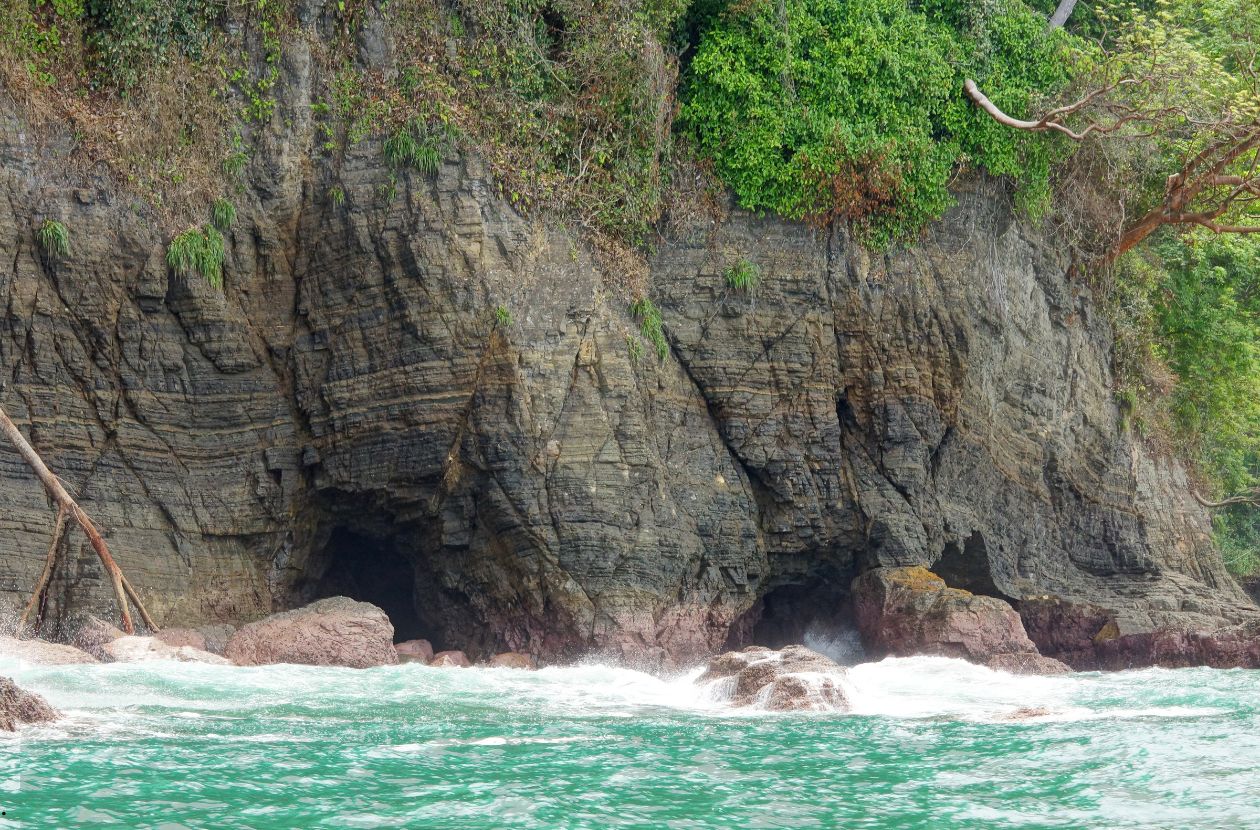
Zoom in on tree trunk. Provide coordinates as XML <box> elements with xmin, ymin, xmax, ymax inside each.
<box><xmin>1047</xmin><ymin>0</ymin><xmax>1078</xmax><ymax>30</ymax></box>
<box><xmin>0</xmin><ymin>404</ymin><xmax>158</xmax><ymax>634</ymax></box>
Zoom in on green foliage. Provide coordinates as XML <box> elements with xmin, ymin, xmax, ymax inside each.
<box><xmin>1114</xmin><ymin>232</ymin><xmax>1260</xmax><ymax>577</ymax></box>
<box><xmin>211</xmin><ymin>198</ymin><xmax>235</xmax><ymax>231</ymax></box>
<box><xmin>631</xmin><ymin>297</ymin><xmax>668</xmax><ymax>360</ymax></box>
<box><xmin>38</xmin><ymin>219</ymin><xmax>70</xmax><ymax>258</ymax></box>
<box><xmin>494</xmin><ymin>305</ymin><xmax>512</xmax><ymax>327</ymax></box>
<box><xmin>329</xmin><ymin>185</ymin><xmax>346</xmax><ymax>207</ymax></box>
<box><xmin>680</xmin><ymin>0</ymin><xmax>1072</xmax><ymax>244</ymax></box>
<box><xmin>82</xmin><ymin>0</ymin><xmax>220</xmax><ymax>91</ymax></box>
<box><xmin>725</xmin><ymin>258</ymin><xmax>759</xmax><ymax>292</ymax></box>
<box><xmin>167</xmin><ymin>225</ymin><xmax>226</xmax><ymax>288</ymax></box>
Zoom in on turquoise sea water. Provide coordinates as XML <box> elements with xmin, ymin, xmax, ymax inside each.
<box><xmin>3</xmin><ymin>654</ymin><xmax>1259</xmax><ymax>829</ymax></box>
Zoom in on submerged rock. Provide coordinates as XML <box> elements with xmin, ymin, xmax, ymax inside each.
<box><xmin>429</xmin><ymin>650</ymin><xmax>471</xmax><ymax>668</ymax></box>
<box><xmin>224</xmin><ymin>597</ymin><xmax>398</xmax><ymax>669</ymax></box>
<box><xmin>0</xmin><ymin>636</ymin><xmax>98</xmax><ymax>665</ymax></box>
<box><xmin>487</xmin><ymin>652</ymin><xmax>535</xmax><ymax>669</ymax></box>
<box><xmin>699</xmin><ymin>645</ymin><xmax>849</xmax><ymax>712</ymax></box>
<box><xmin>853</xmin><ymin>567</ymin><xmax>1069</xmax><ymax>674</ymax></box>
<box><xmin>103</xmin><ymin>636</ymin><xmax>231</xmax><ymax>665</ymax></box>
<box><xmin>0</xmin><ymin>677</ymin><xmax>58</xmax><ymax>731</ymax></box>
<box><xmin>395</xmin><ymin>639</ymin><xmax>434</xmax><ymax>663</ymax></box>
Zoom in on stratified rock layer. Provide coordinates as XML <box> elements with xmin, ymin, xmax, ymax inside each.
<box><xmin>0</xmin><ymin>14</ymin><xmax>1255</xmax><ymax>667</ymax></box>
<box><xmin>223</xmin><ymin>597</ymin><xmax>397</xmax><ymax>668</ymax></box>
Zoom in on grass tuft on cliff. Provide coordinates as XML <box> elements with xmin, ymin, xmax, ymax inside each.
<box><xmin>38</xmin><ymin>219</ymin><xmax>70</xmax><ymax>258</ymax></box>
<box><xmin>167</xmin><ymin>225</ymin><xmax>226</xmax><ymax>289</ymax></box>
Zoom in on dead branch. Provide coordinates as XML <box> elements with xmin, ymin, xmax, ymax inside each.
<box><xmin>1193</xmin><ymin>488</ymin><xmax>1260</xmax><ymax>509</ymax></box>
<box><xmin>18</xmin><ymin>508</ymin><xmax>66</xmax><ymax>632</ymax></box>
<box><xmin>0</xmin><ymin>404</ymin><xmax>159</xmax><ymax>634</ymax></box>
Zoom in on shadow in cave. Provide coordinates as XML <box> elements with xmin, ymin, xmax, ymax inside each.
<box><xmin>730</xmin><ymin>568</ymin><xmax>865</xmax><ymax>665</ymax></box>
<box><xmin>308</xmin><ymin>527</ymin><xmax>427</xmax><ymax>643</ymax></box>
<box><xmin>934</xmin><ymin>531</ymin><xmax>1013</xmax><ymax>601</ymax></box>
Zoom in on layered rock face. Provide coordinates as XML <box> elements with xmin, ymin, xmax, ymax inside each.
<box><xmin>0</xmin><ymin>22</ymin><xmax>1255</xmax><ymax>667</ymax></box>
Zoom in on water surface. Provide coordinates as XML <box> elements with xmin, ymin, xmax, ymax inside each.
<box><xmin>3</xmin><ymin>654</ymin><xmax>1258</xmax><ymax>828</ymax></box>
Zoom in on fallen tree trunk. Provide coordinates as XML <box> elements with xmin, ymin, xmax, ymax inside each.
<box><xmin>0</xmin><ymin>405</ymin><xmax>158</xmax><ymax>634</ymax></box>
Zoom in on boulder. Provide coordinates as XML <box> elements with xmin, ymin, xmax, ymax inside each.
<box><xmin>853</xmin><ymin>567</ymin><xmax>1069</xmax><ymax>673</ymax></box>
<box><xmin>224</xmin><ymin>597</ymin><xmax>398</xmax><ymax>668</ymax></box>
<box><xmin>154</xmin><ymin>628</ymin><xmax>209</xmax><ymax>652</ymax></box>
<box><xmin>395</xmin><ymin>639</ymin><xmax>434</xmax><ymax>663</ymax></box>
<box><xmin>0</xmin><ymin>677</ymin><xmax>58</xmax><ymax>731</ymax></box>
<box><xmin>69</xmin><ymin>614</ymin><xmax>126</xmax><ymax>662</ymax></box>
<box><xmin>103</xmin><ymin>636</ymin><xmax>231</xmax><ymax>665</ymax></box>
<box><xmin>487</xmin><ymin>652</ymin><xmax>535</xmax><ymax>669</ymax></box>
<box><xmin>429</xmin><ymin>650</ymin><xmax>471</xmax><ymax>668</ymax></box>
<box><xmin>0</xmin><ymin>636</ymin><xmax>98</xmax><ymax>665</ymax></box>
<box><xmin>698</xmin><ymin>645</ymin><xmax>849</xmax><ymax>711</ymax></box>
<box><xmin>196</xmin><ymin>624</ymin><xmax>236</xmax><ymax>656</ymax></box>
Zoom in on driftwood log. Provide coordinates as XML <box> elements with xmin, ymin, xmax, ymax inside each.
<box><xmin>0</xmin><ymin>404</ymin><xmax>158</xmax><ymax>634</ymax></box>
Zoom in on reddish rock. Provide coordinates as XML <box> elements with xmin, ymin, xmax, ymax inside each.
<box><xmin>0</xmin><ymin>636</ymin><xmax>98</xmax><ymax>665</ymax></box>
<box><xmin>224</xmin><ymin>597</ymin><xmax>398</xmax><ymax>669</ymax></box>
<box><xmin>103</xmin><ymin>636</ymin><xmax>231</xmax><ymax>665</ymax></box>
<box><xmin>0</xmin><ymin>677</ymin><xmax>58</xmax><ymax>731</ymax></box>
<box><xmin>395</xmin><ymin>639</ymin><xmax>434</xmax><ymax>663</ymax></box>
<box><xmin>429</xmin><ymin>650</ymin><xmax>471</xmax><ymax>667</ymax></box>
<box><xmin>1020</xmin><ymin>595</ymin><xmax>1260</xmax><ymax>670</ymax></box>
<box><xmin>155</xmin><ymin>628</ymin><xmax>208</xmax><ymax>652</ymax></box>
<box><xmin>853</xmin><ymin>567</ymin><xmax>1069</xmax><ymax>673</ymax></box>
<box><xmin>698</xmin><ymin>645</ymin><xmax>849</xmax><ymax>711</ymax></box>
<box><xmin>487</xmin><ymin>652</ymin><xmax>536</xmax><ymax>669</ymax></box>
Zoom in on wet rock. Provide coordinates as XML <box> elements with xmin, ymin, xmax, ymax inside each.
<box><xmin>224</xmin><ymin>597</ymin><xmax>398</xmax><ymax>668</ymax></box>
<box><xmin>69</xmin><ymin>614</ymin><xmax>126</xmax><ymax>662</ymax></box>
<box><xmin>487</xmin><ymin>652</ymin><xmax>535</xmax><ymax>669</ymax></box>
<box><xmin>429</xmin><ymin>650</ymin><xmax>471</xmax><ymax>668</ymax></box>
<box><xmin>853</xmin><ymin>568</ymin><xmax>1068</xmax><ymax>673</ymax></box>
<box><xmin>103</xmin><ymin>636</ymin><xmax>231</xmax><ymax>665</ymax></box>
<box><xmin>395</xmin><ymin>639</ymin><xmax>434</xmax><ymax>663</ymax></box>
<box><xmin>0</xmin><ymin>636</ymin><xmax>98</xmax><ymax>665</ymax></box>
<box><xmin>699</xmin><ymin>645</ymin><xmax>849</xmax><ymax>711</ymax></box>
<box><xmin>984</xmin><ymin>652</ymin><xmax>1072</xmax><ymax>676</ymax></box>
<box><xmin>155</xmin><ymin>628</ymin><xmax>208</xmax><ymax>651</ymax></box>
<box><xmin>0</xmin><ymin>677</ymin><xmax>58</xmax><ymax>731</ymax></box>
<box><xmin>197</xmin><ymin>624</ymin><xmax>236</xmax><ymax>656</ymax></box>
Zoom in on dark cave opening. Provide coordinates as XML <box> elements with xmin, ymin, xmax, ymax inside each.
<box><xmin>309</xmin><ymin>527</ymin><xmax>427</xmax><ymax>643</ymax></box>
<box><xmin>730</xmin><ymin>566</ymin><xmax>863</xmax><ymax>663</ymax></box>
<box><xmin>934</xmin><ymin>531</ymin><xmax>1012</xmax><ymax>601</ymax></box>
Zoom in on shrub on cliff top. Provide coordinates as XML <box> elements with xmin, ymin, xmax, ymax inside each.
<box><xmin>680</xmin><ymin>0</ymin><xmax>1072</xmax><ymax>245</ymax></box>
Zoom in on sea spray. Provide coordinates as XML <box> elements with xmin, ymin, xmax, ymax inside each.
<box><xmin>2</xmin><ymin>655</ymin><xmax>1259</xmax><ymax>829</ymax></box>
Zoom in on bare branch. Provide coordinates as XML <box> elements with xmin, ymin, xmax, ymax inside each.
<box><xmin>1048</xmin><ymin>0</ymin><xmax>1079</xmax><ymax>31</ymax></box>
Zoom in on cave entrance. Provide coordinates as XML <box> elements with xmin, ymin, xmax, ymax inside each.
<box><xmin>310</xmin><ymin>527</ymin><xmax>425</xmax><ymax>643</ymax></box>
<box><xmin>731</xmin><ymin>564</ymin><xmax>863</xmax><ymax>664</ymax></box>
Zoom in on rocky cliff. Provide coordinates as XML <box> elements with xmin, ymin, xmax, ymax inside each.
<box><xmin>0</xmin><ymin>27</ymin><xmax>1254</xmax><ymax>666</ymax></box>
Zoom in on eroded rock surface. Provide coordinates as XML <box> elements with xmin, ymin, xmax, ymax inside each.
<box><xmin>224</xmin><ymin>597</ymin><xmax>397</xmax><ymax>668</ymax></box>
<box><xmin>699</xmin><ymin>646</ymin><xmax>849</xmax><ymax>711</ymax></box>
<box><xmin>0</xmin><ymin>677</ymin><xmax>58</xmax><ymax>731</ymax></box>
<box><xmin>853</xmin><ymin>567</ymin><xmax>1070</xmax><ymax>674</ymax></box>
<box><xmin>0</xmin><ymin>27</ymin><xmax>1255</xmax><ymax>668</ymax></box>
<box><xmin>430</xmin><ymin>650</ymin><xmax>470</xmax><ymax>668</ymax></box>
